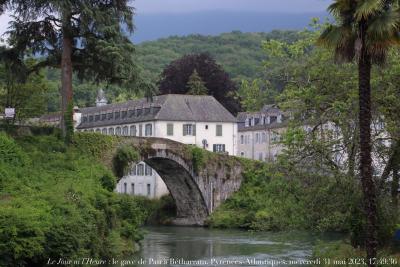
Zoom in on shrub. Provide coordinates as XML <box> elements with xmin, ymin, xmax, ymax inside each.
<box><xmin>0</xmin><ymin>132</ymin><xmax>28</xmax><ymax>166</ymax></box>
<box><xmin>112</xmin><ymin>146</ymin><xmax>139</xmax><ymax>178</ymax></box>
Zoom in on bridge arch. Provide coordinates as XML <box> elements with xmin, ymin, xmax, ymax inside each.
<box><xmin>112</xmin><ymin>137</ymin><xmax>245</xmax><ymax>225</ymax></box>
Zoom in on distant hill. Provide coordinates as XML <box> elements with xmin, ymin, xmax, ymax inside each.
<box><xmin>136</xmin><ymin>30</ymin><xmax>303</xmax><ymax>83</ymax></box>
<box><xmin>132</xmin><ymin>11</ymin><xmax>328</xmax><ymax>43</ymax></box>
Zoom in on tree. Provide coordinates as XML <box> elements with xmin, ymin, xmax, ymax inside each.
<box><xmin>187</xmin><ymin>69</ymin><xmax>208</xmax><ymax>95</ymax></box>
<box><xmin>1</xmin><ymin>0</ymin><xmax>137</xmax><ymax>137</ymax></box>
<box><xmin>318</xmin><ymin>1</ymin><xmax>400</xmax><ymax>264</ymax></box>
<box><xmin>158</xmin><ymin>53</ymin><xmax>241</xmax><ymax>114</ymax></box>
<box><xmin>238</xmin><ymin>79</ymin><xmax>274</xmax><ymax>112</ymax></box>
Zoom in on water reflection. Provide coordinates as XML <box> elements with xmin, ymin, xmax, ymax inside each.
<box><xmin>118</xmin><ymin>226</ymin><xmax>342</xmax><ymax>267</ymax></box>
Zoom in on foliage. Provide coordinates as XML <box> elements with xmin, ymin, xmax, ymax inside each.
<box><xmin>187</xmin><ymin>69</ymin><xmax>208</xmax><ymax>95</ymax></box>
<box><xmin>72</xmin><ymin>132</ymin><xmax>117</xmax><ymax>159</ymax></box>
<box><xmin>112</xmin><ymin>146</ymin><xmax>139</xmax><ymax>178</ymax></box>
<box><xmin>64</xmin><ymin>101</ymin><xmax>74</xmax><ymax>144</ymax></box>
<box><xmin>191</xmin><ymin>147</ymin><xmax>206</xmax><ymax>173</ymax></box>
<box><xmin>0</xmin><ymin>132</ymin><xmax>27</xmax><ymax>166</ymax></box>
<box><xmin>207</xmin><ymin>163</ymin><xmax>359</xmax><ymax>233</ymax></box>
<box><xmin>238</xmin><ymin>79</ymin><xmax>274</xmax><ymax>112</ymax></box>
<box><xmin>0</xmin><ymin>132</ymin><xmax>149</xmax><ymax>266</ymax></box>
<box><xmin>158</xmin><ymin>53</ymin><xmax>241</xmax><ymax>114</ymax></box>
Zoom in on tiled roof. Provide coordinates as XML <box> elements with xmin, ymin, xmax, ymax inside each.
<box><xmin>77</xmin><ymin>94</ymin><xmax>236</xmax><ymax>129</ymax></box>
<box><xmin>238</xmin><ymin>120</ymin><xmax>288</xmax><ymax>132</ymax></box>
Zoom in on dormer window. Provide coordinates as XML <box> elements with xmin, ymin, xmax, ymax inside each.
<box><xmin>101</xmin><ymin>114</ymin><xmax>106</xmax><ymax>121</ymax></box>
<box><xmin>270</xmin><ymin>116</ymin><xmax>277</xmax><ymax>123</ymax></box>
<box><xmin>95</xmin><ymin>114</ymin><xmax>100</xmax><ymax>121</ymax></box>
<box><xmin>108</xmin><ymin>113</ymin><xmax>113</xmax><ymax>120</ymax></box>
<box><xmin>144</xmin><ymin>108</ymin><xmax>150</xmax><ymax>115</ymax></box>
<box><xmin>129</xmin><ymin>110</ymin><xmax>135</xmax><ymax>117</ymax></box>
<box><xmin>136</xmin><ymin>109</ymin><xmax>142</xmax><ymax>116</ymax></box>
<box><xmin>245</xmin><ymin>118</ymin><xmax>249</xmax><ymax>127</ymax></box>
<box><xmin>89</xmin><ymin>115</ymin><xmax>94</xmax><ymax>122</ymax></box>
<box><xmin>254</xmin><ymin>118</ymin><xmax>260</xmax><ymax>125</ymax></box>
<box><xmin>82</xmin><ymin>116</ymin><xmax>88</xmax><ymax>123</ymax></box>
<box><xmin>115</xmin><ymin>111</ymin><xmax>120</xmax><ymax>119</ymax></box>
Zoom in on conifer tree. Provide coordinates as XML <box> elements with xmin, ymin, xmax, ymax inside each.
<box><xmin>187</xmin><ymin>69</ymin><xmax>208</xmax><ymax>95</ymax></box>
<box><xmin>0</xmin><ymin>0</ymin><xmax>137</xmax><ymax>137</ymax></box>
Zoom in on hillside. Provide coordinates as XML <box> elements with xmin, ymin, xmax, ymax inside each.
<box><xmin>136</xmin><ymin>30</ymin><xmax>302</xmax><ymax>83</ymax></box>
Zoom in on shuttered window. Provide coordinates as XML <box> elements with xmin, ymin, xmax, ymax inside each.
<box><xmin>167</xmin><ymin>123</ymin><xmax>174</xmax><ymax>136</ymax></box>
<box><xmin>183</xmin><ymin>124</ymin><xmax>196</xmax><ymax>136</ymax></box>
<box><xmin>216</xmin><ymin>125</ymin><xmax>222</xmax><ymax>136</ymax></box>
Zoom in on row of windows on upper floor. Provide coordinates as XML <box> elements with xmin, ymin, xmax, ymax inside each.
<box><xmin>128</xmin><ymin>163</ymin><xmax>153</xmax><ymax>176</ymax></box>
<box><xmin>81</xmin><ymin>123</ymin><xmax>154</xmax><ymax>137</ymax></box>
<box><xmin>244</xmin><ymin>115</ymin><xmax>283</xmax><ymax>127</ymax></box>
<box><xmin>122</xmin><ymin>182</ymin><xmax>152</xmax><ymax>196</ymax></box>
<box><xmin>81</xmin><ymin>107</ymin><xmax>161</xmax><ymax>123</ymax></box>
<box><xmin>239</xmin><ymin>132</ymin><xmax>281</xmax><ymax>145</ymax></box>
<box><xmin>239</xmin><ymin>151</ymin><xmax>279</xmax><ymax>161</ymax></box>
<box><xmin>80</xmin><ymin>123</ymin><xmax>225</xmax><ymax>137</ymax></box>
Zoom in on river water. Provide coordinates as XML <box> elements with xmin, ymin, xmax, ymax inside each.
<box><xmin>119</xmin><ymin>226</ymin><xmax>343</xmax><ymax>267</ymax></box>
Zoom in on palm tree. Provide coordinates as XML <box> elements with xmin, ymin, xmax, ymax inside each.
<box><xmin>318</xmin><ymin>0</ymin><xmax>400</xmax><ymax>265</ymax></box>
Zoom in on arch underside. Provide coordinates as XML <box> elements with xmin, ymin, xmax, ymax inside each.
<box><xmin>144</xmin><ymin>157</ymin><xmax>209</xmax><ymax>226</ymax></box>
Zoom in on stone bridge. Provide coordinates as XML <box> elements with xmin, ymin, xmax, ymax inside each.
<box><xmin>107</xmin><ymin>137</ymin><xmax>246</xmax><ymax>226</ymax></box>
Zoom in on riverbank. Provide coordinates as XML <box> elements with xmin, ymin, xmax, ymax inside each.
<box><xmin>0</xmin><ymin>130</ymin><xmax>150</xmax><ymax>266</ymax></box>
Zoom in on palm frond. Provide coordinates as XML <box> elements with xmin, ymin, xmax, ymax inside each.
<box><xmin>367</xmin><ymin>9</ymin><xmax>400</xmax><ymax>38</ymax></box>
<box><xmin>355</xmin><ymin>0</ymin><xmax>384</xmax><ymax>20</ymax></box>
<box><xmin>318</xmin><ymin>24</ymin><xmax>357</xmax><ymax>62</ymax></box>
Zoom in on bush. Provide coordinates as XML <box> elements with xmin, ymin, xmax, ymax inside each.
<box><xmin>112</xmin><ymin>146</ymin><xmax>139</xmax><ymax>178</ymax></box>
<box><xmin>0</xmin><ymin>132</ymin><xmax>28</xmax><ymax>166</ymax></box>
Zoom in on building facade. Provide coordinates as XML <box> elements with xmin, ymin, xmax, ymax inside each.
<box><xmin>76</xmin><ymin>93</ymin><xmax>238</xmax><ymax>198</ymax></box>
<box><xmin>237</xmin><ymin>105</ymin><xmax>287</xmax><ymax>161</ymax></box>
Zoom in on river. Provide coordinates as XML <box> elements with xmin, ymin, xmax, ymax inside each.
<box><xmin>118</xmin><ymin>226</ymin><xmax>343</xmax><ymax>267</ymax></box>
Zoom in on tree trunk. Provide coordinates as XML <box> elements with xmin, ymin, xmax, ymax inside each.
<box><xmin>358</xmin><ymin>21</ymin><xmax>378</xmax><ymax>267</ymax></box>
<box><xmin>60</xmin><ymin>15</ymin><xmax>73</xmax><ymax>137</ymax></box>
<box><xmin>392</xmin><ymin>166</ymin><xmax>399</xmax><ymax>207</ymax></box>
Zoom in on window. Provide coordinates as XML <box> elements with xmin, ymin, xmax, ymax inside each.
<box><xmin>129</xmin><ymin>110</ymin><xmax>135</xmax><ymax>118</ymax></box>
<box><xmin>255</xmin><ymin>133</ymin><xmax>260</xmax><ymax>143</ymax></box>
<box><xmin>130</xmin><ymin>125</ymin><xmax>137</xmax><ymax>136</ymax></box>
<box><xmin>95</xmin><ymin>128</ymin><xmax>101</xmax><ymax>133</ymax></box>
<box><xmin>205</xmin><ymin>125</ymin><xmax>209</xmax><ymax>130</ymax></box>
<box><xmin>101</xmin><ymin>114</ymin><xmax>107</xmax><ymax>121</ymax></box>
<box><xmin>144</xmin><ymin>108</ymin><xmax>150</xmax><ymax>115</ymax></box>
<box><xmin>262</xmin><ymin>133</ymin><xmax>267</xmax><ymax>143</ymax></box>
<box><xmin>136</xmin><ymin>109</ymin><xmax>142</xmax><ymax>117</ymax></box>
<box><xmin>183</xmin><ymin>124</ymin><xmax>196</xmax><ymax>136</ymax></box>
<box><xmin>130</xmin><ymin>165</ymin><xmax>137</xmax><ymax>176</ymax></box>
<box><xmin>122</xmin><ymin>126</ymin><xmax>128</xmax><ymax>136</ymax></box>
<box><xmin>145</xmin><ymin>124</ymin><xmax>152</xmax><ymax>136</ymax></box>
<box><xmin>102</xmin><ymin>128</ymin><xmax>107</xmax><ymax>135</ymax></box>
<box><xmin>107</xmin><ymin>113</ymin><xmax>113</xmax><ymax>120</ymax></box>
<box><xmin>116</xmin><ymin>127</ymin><xmax>121</xmax><ymax>136</ymax></box>
<box><xmin>108</xmin><ymin>128</ymin><xmax>114</xmax><ymax>135</ymax></box>
<box><xmin>270</xmin><ymin>116</ymin><xmax>277</xmax><ymax>123</ymax></box>
<box><xmin>124</xmin><ymin>183</ymin><xmax>127</xmax><ymax>194</ymax></box>
<box><xmin>139</xmin><ymin>125</ymin><xmax>143</xmax><ymax>137</ymax></box>
<box><xmin>213</xmin><ymin>144</ymin><xmax>226</xmax><ymax>153</ymax></box>
<box><xmin>115</xmin><ymin>111</ymin><xmax>120</xmax><ymax>120</ymax></box>
<box><xmin>95</xmin><ymin>115</ymin><xmax>100</xmax><ymax>121</ymax></box>
<box><xmin>240</xmin><ymin>135</ymin><xmax>244</xmax><ymax>144</ymax></box>
<box><xmin>254</xmin><ymin>118</ymin><xmax>260</xmax><ymax>125</ymax></box>
<box><xmin>131</xmin><ymin>183</ymin><xmax>135</xmax><ymax>195</ymax></box>
<box><xmin>240</xmin><ymin>152</ymin><xmax>245</xmax><ymax>157</ymax></box>
<box><xmin>122</xmin><ymin>111</ymin><xmax>127</xmax><ymax>119</ymax></box>
<box><xmin>137</xmin><ymin>164</ymin><xmax>144</xmax><ymax>176</ymax></box>
<box><xmin>216</xmin><ymin>125</ymin><xmax>223</xmax><ymax>136</ymax></box>
<box><xmin>89</xmin><ymin>115</ymin><xmax>94</xmax><ymax>122</ymax></box>
<box><xmin>167</xmin><ymin>123</ymin><xmax>174</xmax><ymax>136</ymax></box>
<box><xmin>145</xmin><ymin>165</ymin><xmax>152</xmax><ymax>176</ymax></box>
<box><xmin>147</xmin><ymin>184</ymin><xmax>151</xmax><ymax>196</ymax></box>
<box><xmin>82</xmin><ymin>116</ymin><xmax>88</xmax><ymax>123</ymax></box>
<box><xmin>258</xmin><ymin>152</ymin><xmax>263</xmax><ymax>161</ymax></box>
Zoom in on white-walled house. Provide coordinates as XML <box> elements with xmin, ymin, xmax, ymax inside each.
<box><xmin>76</xmin><ymin>93</ymin><xmax>238</xmax><ymax>198</ymax></box>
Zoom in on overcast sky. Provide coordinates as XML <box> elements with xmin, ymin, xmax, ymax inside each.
<box><xmin>134</xmin><ymin>0</ymin><xmax>331</xmax><ymax>14</ymax></box>
<box><xmin>0</xmin><ymin>0</ymin><xmax>331</xmax><ymax>39</ymax></box>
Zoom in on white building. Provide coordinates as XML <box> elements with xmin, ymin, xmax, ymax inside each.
<box><xmin>237</xmin><ymin>105</ymin><xmax>286</xmax><ymax>161</ymax></box>
<box><xmin>76</xmin><ymin>93</ymin><xmax>238</xmax><ymax>198</ymax></box>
